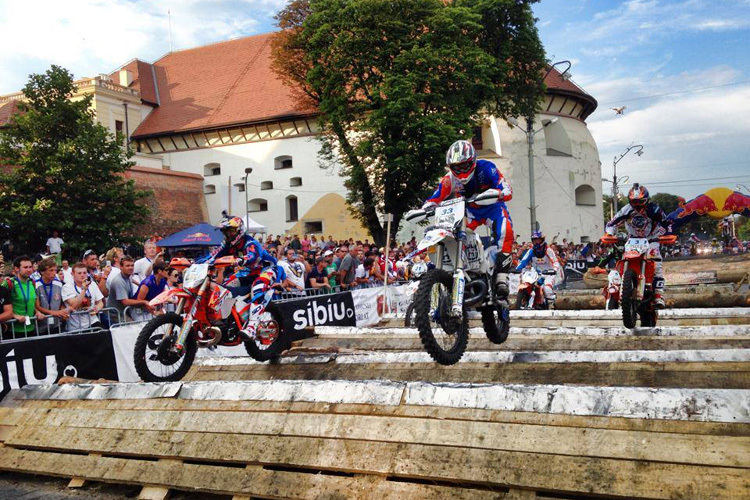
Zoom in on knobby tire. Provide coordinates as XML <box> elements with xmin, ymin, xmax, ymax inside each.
<box><xmin>621</xmin><ymin>269</ymin><xmax>639</xmax><ymax>329</ymax></box>
<box><xmin>134</xmin><ymin>312</ymin><xmax>197</xmax><ymax>382</ymax></box>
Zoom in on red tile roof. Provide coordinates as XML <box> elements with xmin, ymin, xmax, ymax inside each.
<box><xmin>128</xmin><ymin>34</ymin><xmax>597</xmax><ymax>138</ymax></box>
<box><xmin>131</xmin><ymin>33</ymin><xmax>314</xmax><ymax>139</ymax></box>
<box><xmin>0</xmin><ymin>100</ymin><xmax>23</xmax><ymax>127</ymax></box>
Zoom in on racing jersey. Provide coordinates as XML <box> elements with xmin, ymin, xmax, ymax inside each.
<box><xmin>197</xmin><ymin>233</ymin><xmax>277</xmax><ymax>274</ymax></box>
<box><xmin>605</xmin><ymin>203</ymin><xmax>668</xmax><ymax>238</ymax></box>
<box><xmin>425</xmin><ymin>159</ymin><xmax>512</xmax><ymax>209</ymax></box>
<box><xmin>515</xmin><ymin>246</ymin><xmax>563</xmax><ymax>277</ymax></box>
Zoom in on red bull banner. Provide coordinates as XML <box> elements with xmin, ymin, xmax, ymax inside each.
<box><xmin>667</xmin><ymin>187</ymin><xmax>750</xmax><ymax>230</ymax></box>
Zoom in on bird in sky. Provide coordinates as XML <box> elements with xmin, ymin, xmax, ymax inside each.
<box><xmin>611</xmin><ymin>106</ymin><xmax>627</xmax><ymax>115</ymax></box>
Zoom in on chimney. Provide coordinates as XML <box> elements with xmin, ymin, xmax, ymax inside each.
<box><xmin>119</xmin><ymin>69</ymin><xmax>134</xmax><ymax>87</ymax></box>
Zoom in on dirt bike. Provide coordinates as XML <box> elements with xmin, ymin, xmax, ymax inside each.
<box><xmin>133</xmin><ymin>256</ymin><xmax>287</xmax><ymax>382</ymax></box>
<box><xmin>404</xmin><ymin>192</ymin><xmax>510</xmax><ymax>365</ymax></box>
<box><xmin>515</xmin><ymin>267</ymin><xmax>557</xmax><ymax>310</ymax></box>
<box><xmin>600</xmin><ymin>234</ymin><xmax>677</xmax><ymax>328</ymax></box>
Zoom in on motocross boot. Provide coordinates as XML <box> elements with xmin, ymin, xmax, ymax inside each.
<box><xmin>494</xmin><ymin>252</ymin><xmax>513</xmax><ymax>302</ymax></box>
<box><xmin>239</xmin><ymin>324</ymin><xmax>257</xmax><ymax>342</ymax></box>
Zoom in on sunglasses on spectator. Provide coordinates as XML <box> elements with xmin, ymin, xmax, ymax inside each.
<box><xmin>82</xmin><ymin>249</ymin><xmax>96</xmax><ymax>259</ymax></box>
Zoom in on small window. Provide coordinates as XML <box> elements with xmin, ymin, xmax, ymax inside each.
<box><xmin>575</xmin><ymin>184</ymin><xmax>596</xmax><ymax>206</ymax></box>
<box><xmin>274</xmin><ymin>155</ymin><xmax>293</xmax><ymax>170</ymax></box>
<box><xmin>204</xmin><ymin>184</ymin><xmax>216</xmax><ymax>195</ymax></box>
<box><xmin>248</xmin><ymin>198</ymin><xmax>268</xmax><ymax>212</ymax></box>
<box><xmin>543</xmin><ymin>119</ymin><xmax>572</xmax><ymax>157</ymax></box>
<box><xmin>115</xmin><ymin>120</ymin><xmax>124</xmax><ymax>134</ymax></box>
<box><xmin>286</xmin><ymin>195</ymin><xmax>298</xmax><ymax>222</ymax></box>
<box><xmin>234</xmin><ymin>183</ymin><xmax>245</xmax><ymax>193</ymax></box>
<box><xmin>290</xmin><ymin>177</ymin><xmax>302</xmax><ymax>187</ymax></box>
<box><xmin>203</xmin><ymin>162</ymin><xmax>221</xmax><ymax>176</ymax></box>
<box><xmin>580</xmin><ymin>236</ymin><xmax>590</xmax><ymax>243</ymax></box>
<box><xmin>304</xmin><ymin>221</ymin><xmax>323</xmax><ymax>234</ymax></box>
<box><xmin>260</xmin><ymin>181</ymin><xmax>274</xmax><ymax>190</ymax></box>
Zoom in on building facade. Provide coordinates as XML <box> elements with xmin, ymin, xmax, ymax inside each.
<box><xmin>1</xmin><ymin>32</ymin><xmax>603</xmax><ymax>243</ymax></box>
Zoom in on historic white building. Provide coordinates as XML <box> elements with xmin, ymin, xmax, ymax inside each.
<box><xmin>35</xmin><ymin>32</ymin><xmax>602</xmax><ymax>242</ymax></box>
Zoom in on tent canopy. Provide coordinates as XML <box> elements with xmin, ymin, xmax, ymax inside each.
<box><xmin>244</xmin><ymin>215</ymin><xmax>267</xmax><ymax>234</ymax></box>
<box><xmin>156</xmin><ymin>223</ymin><xmax>223</xmax><ymax>247</ymax></box>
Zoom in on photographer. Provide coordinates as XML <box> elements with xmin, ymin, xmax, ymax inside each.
<box><xmin>62</xmin><ymin>262</ymin><xmax>104</xmax><ymax>332</ymax></box>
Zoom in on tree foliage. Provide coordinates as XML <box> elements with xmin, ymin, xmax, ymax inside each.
<box><xmin>0</xmin><ymin>65</ymin><xmax>151</xmax><ymax>258</ymax></box>
<box><xmin>272</xmin><ymin>0</ymin><xmax>546</xmax><ymax>244</ymax></box>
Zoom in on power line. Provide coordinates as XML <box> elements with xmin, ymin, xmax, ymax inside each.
<box><xmin>599</xmin><ymin>79</ymin><xmax>750</xmax><ymax>106</ymax></box>
<box><xmin>643</xmin><ymin>174</ymin><xmax>750</xmax><ymax>186</ymax></box>
<box><xmin>617</xmin><ymin>160</ymin><xmax>748</xmax><ymax>175</ymax></box>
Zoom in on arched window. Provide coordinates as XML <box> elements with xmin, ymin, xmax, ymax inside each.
<box><xmin>203</xmin><ymin>184</ymin><xmax>216</xmax><ymax>195</ymax></box>
<box><xmin>248</xmin><ymin>198</ymin><xmax>268</xmax><ymax>212</ymax></box>
<box><xmin>575</xmin><ymin>184</ymin><xmax>596</xmax><ymax>206</ymax></box>
<box><xmin>203</xmin><ymin>162</ymin><xmax>221</xmax><ymax>176</ymax></box>
<box><xmin>542</xmin><ymin>119</ymin><xmax>572</xmax><ymax>157</ymax></box>
<box><xmin>290</xmin><ymin>177</ymin><xmax>302</xmax><ymax>187</ymax></box>
<box><xmin>260</xmin><ymin>181</ymin><xmax>274</xmax><ymax>190</ymax></box>
<box><xmin>274</xmin><ymin>155</ymin><xmax>293</xmax><ymax>170</ymax></box>
<box><xmin>286</xmin><ymin>195</ymin><xmax>298</xmax><ymax>222</ymax></box>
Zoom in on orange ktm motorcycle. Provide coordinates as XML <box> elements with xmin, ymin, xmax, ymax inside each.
<box><xmin>600</xmin><ymin>234</ymin><xmax>677</xmax><ymax>328</ymax></box>
<box><xmin>133</xmin><ymin>256</ymin><xmax>286</xmax><ymax>382</ymax></box>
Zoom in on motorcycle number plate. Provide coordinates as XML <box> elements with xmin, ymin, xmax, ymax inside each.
<box><xmin>435</xmin><ymin>200</ymin><xmax>464</xmax><ymax>227</ymax></box>
<box><xmin>624</xmin><ymin>238</ymin><xmax>649</xmax><ymax>254</ymax></box>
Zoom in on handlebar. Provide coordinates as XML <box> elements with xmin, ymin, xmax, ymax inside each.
<box><xmin>600</xmin><ymin>234</ymin><xmax>677</xmax><ymax>246</ymax></box>
<box><xmin>170</xmin><ymin>255</ymin><xmax>236</xmax><ymax>270</ymax></box>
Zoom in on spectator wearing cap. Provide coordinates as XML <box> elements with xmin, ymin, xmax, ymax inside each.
<box><xmin>306</xmin><ymin>257</ymin><xmax>331</xmax><ymax>291</ymax></box>
<box><xmin>323</xmin><ymin>250</ymin><xmax>338</xmax><ymax>289</ymax></box>
<box><xmin>35</xmin><ymin>257</ymin><xmax>68</xmax><ymax>333</ymax></box>
<box><xmin>107</xmin><ymin>256</ymin><xmax>153</xmax><ymax>322</ymax></box>
<box><xmin>62</xmin><ymin>262</ymin><xmax>104</xmax><ymax>332</ymax></box>
<box><xmin>82</xmin><ymin>249</ymin><xmax>110</xmax><ymax>298</ymax></box>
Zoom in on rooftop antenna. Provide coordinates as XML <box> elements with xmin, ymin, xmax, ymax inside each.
<box><xmin>168</xmin><ymin>8</ymin><xmax>173</xmax><ymax>52</ymax></box>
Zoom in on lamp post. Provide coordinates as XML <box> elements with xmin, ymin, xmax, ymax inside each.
<box><xmin>243</xmin><ymin>167</ymin><xmax>253</xmax><ymax>221</ymax></box>
<box><xmin>508</xmin><ymin>116</ymin><xmax>559</xmax><ymax>236</ymax></box>
<box><xmin>611</xmin><ymin>145</ymin><xmax>644</xmax><ymax>213</ymax></box>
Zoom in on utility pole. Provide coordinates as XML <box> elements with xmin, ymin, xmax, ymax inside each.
<box><xmin>527</xmin><ymin>116</ymin><xmax>537</xmax><ymax>235</ymax></box>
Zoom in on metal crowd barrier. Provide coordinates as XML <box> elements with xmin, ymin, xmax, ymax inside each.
<box><xmin>1</xmin><ymin>307</ymin><xmax>122</xmax><ymax>342</ymax></box>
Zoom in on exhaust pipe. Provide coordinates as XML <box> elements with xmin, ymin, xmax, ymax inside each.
<box><xmin>197</xmin><ymin>326</ymin><xmax>222</xmax><ymax>348</ymax></box>
<box><xmin>463</xmin><ymin>279</ymin><xmax>488</xmax><ymax>307</ymax></box>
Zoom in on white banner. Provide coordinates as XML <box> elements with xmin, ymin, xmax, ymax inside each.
<box><xmin>350</xmin><ymin>287</ymin><xmax>383</xmax><ymax>327</ymax></box>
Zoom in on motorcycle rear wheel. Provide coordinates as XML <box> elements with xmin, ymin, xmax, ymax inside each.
<box><xmin>481</xmin><ymin>305</ymin><xmax>510</xmax><ymax>345</ymax></box>
<box><xmin>621</xmin><ymin>269</ymin><xmax>639</xmax><ymax>329</ymax></box>
<box><xmin>414</xmin><ymin>269</ymin><xmax>468</xmax><ymax>365</ymax></box>
<box><xmin>606</xmin><ymin>296</ymin><xmax>619</xmax><ymax>311</ymax></box>
<box><xmin>244</xmin><ymin>303</ymin><xmax>288</xmax><ymax>361</ymax></box>
<box><xmin>516</xmin><ymin>289</ymin><xmax>531</xmax><ymax>310</ymax></box>
<box><xmin>134</xmin><ymin>312</ymin><xmax>197</xmax><ymax>382</ymax></box>
<box><xmin>404</xmin><ymin>302</ymin><xmax>416</xmax><ymax>327</ymax></box>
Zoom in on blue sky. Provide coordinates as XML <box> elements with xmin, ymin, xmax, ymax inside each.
<box><xmin>1</xmin><ymin>0</ymin><xmax>749</xmax><ymax>199</ymax></box>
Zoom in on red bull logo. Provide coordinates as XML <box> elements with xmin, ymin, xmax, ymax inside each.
<box><xmin>676</xmin><ymin>194</ymin><xmax>719</xmax><ymax>219</ymax></box>
<box><xmin>184</xmin><ymin>232</ymin><xmax>211</xmax><ymax>242</ymax></box>
<box><xmin>722</xmin><ymin>191</ymin><xmax>750</xmax><ymax>216</ymax></box>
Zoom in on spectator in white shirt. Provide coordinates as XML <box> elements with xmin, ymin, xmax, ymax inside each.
<box><xmin>133</xmin><ymin>241</ymin><xmax>160</xmax><ymax>284</ymax></box>
<box><xmin>62</xmin><ymin>262</ymin><xmax>104</xmax><ymax>332</ymax></box>
<box><xmin>60</xmin><ymin>260</ymin><xmax>74</xmax><ymax>284</ymax></box>
<box><xmin>45</xmin><ymin>230</ymin><xmax>64</xmax><ymax>266</ymax></box>
<box><xmin>279</xmin><ymin>249</ymin><xmax>309</xmax><ymax>295</ymax></box>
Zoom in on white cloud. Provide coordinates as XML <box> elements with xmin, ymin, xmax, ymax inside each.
<box><xmin>0</xmin><ymin>0</ymin><xmax>285</xmax><ymax>94</ymax></box>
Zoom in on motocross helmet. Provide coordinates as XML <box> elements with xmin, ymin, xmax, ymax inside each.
<box><xmin>531</xmin><ymin>230</ymin><xmax>546</xmax><ymax>258</ymax></box>
<box><xmin>219</xmin><ymin>214</ymin><xmax>245</xmax><ymax>248</ymax></box>
<box><xmin>628</xmin><ymin>183</ymin><xmax>650</xmax><ymax>212</ymax></box>
<box><xmin>446</xmin><ymin>140</ymin><xmax>477</xmax><ymax>185</ymax></box>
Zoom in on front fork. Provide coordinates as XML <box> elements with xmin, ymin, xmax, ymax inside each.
<box><xmin>620</xmin><ymin>260</ymin><xmax>647</xmax><ymax>301</ymax></box>
<box><xmin>451</xmin><ymin>221</ymin><xmax>467</xmax><ymax>317</ymax></box>
<box><xmin>173</xmin><ymin>279</ymin><xmax>210</xmax><ymax>353</ymax></box>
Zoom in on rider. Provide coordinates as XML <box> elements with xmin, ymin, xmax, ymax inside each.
<box><xmin>197</xmin><ymin>214</ymin><xmax>283</xmax><ymax>340</ymax></box>
<box><xmin>421</xmin><ymin>140</ymin><xmax>514</xmax><ymax>301</ymax></box>
<box><xmin>605</xmin><ymin>183</ymin><xmax>669</xmax><ymax>308</ymax></box>
<box><xmin>514</xmin><ymin>231</ymin><xmax>563</xmax><ymax>305</ymax></box>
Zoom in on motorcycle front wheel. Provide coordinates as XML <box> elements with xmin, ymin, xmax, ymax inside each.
<box><xmin>621</xmin><ymin>269</ymin><xmax>639</xmax><ymax>329</ymax></box>
<box><xmin>244</xmin><ymin>303</ymin><xmax>288</xmax><ymax>361</ymax></box>
<box><xmin>414</xmin><ymin>269</ymin><xmax>469</xmax><ymax>365</ymax></box>
<box><xmin>133</xmin><ymin>312</ymin><xmax>197</xmax><ymax>382</ymax></box>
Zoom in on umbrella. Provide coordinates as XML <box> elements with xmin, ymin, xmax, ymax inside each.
<box><xmin>156</xmin><ymin>223</ymin><xmax>223</xmax><ymax>247</ymax></box>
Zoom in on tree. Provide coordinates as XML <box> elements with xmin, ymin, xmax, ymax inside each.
<box><xmin>0</xmin><ymin>66</ymin><xmax>151</xmax><ymax>257</ymax></box>
<box><xmin>272</xmin><ymin>0</ymin><xmax>546</xmax><ymax>244</ymax></box>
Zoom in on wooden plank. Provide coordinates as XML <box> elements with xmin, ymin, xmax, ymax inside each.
<box><xmin>13</xmin><ymin>411</ymin><xmax>750</xmax><ymax>468</ymax></box>
<box><xmin>138</xmin><ymin>459</ymin><xmax>181</xmax><ymax>500</ymax></box>
<box><xmin>68</xmin><ymin>452</ymin><xmax>102</xmax><ymax>488</ymax></box>
<box><xmin>187</xmin><ymin>361</ymin><xmax>750</xmax><ymax>389</ymax></box>
<box><xmin>0</xmin><ymin>447</ymin><xmax>508</xmax><ymax>500</ymax></box>
<box><xmin>20</xmin><ymin>398</ymin><xmax>750</xmax><ymax>437</ymax></box>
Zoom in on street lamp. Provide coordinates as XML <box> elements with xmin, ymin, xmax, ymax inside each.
<box><xmin>544</xmin><ymin>60</ymin><xmax>572</xmax><ymax>81</ymax></box>
<box><xmin>508</xmin><ymin>116</ymin><xmax>559</xmax><ymax>235</ymax></box>
<box><xmin>610</xmin><ymin>145</ymin><xmax>644</xmax><ymax>213</ymax></box>
<box><xmin>243</xmin><ymin>167</ymin><xmax>253</xmax><ymax>220</ymax></box>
